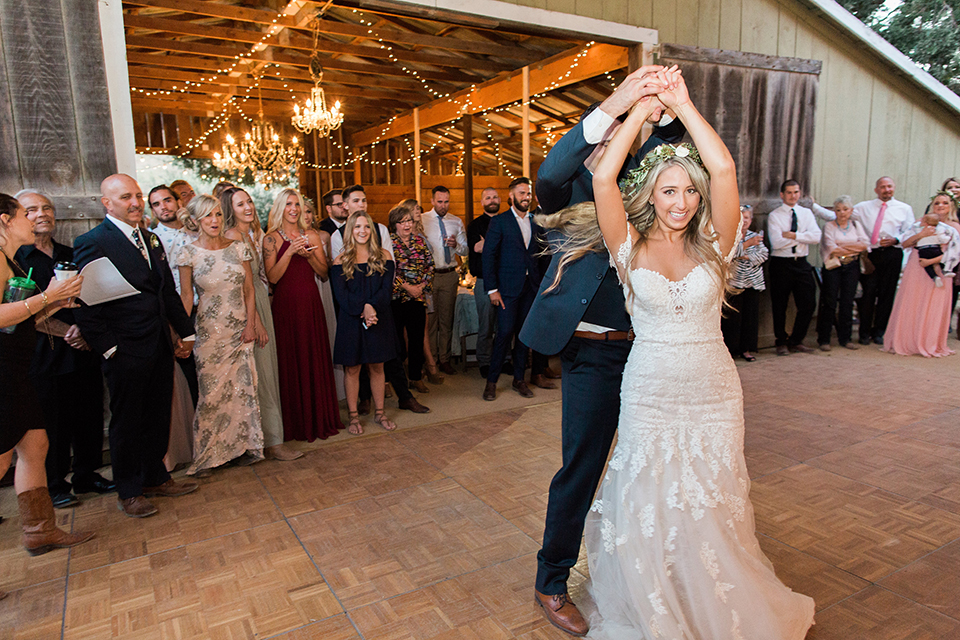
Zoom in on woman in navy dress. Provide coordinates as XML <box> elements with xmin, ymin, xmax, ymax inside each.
<box><xmin>331</xmin><ymin>211</ymin><xmax>398</xmax><ymax>434</ymax></box>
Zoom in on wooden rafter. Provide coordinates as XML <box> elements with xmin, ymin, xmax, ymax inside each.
<box><xmin>351</xmin><ymin>43</ymin><xmax>628</xmax><ymax>146</ymax></box>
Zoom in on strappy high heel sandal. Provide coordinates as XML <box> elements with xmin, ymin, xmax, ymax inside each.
<box><xmin>347</xmin><ymin>411</ymin><xmax>363</xmax><ymax>435</ymax></box>
<box><xmin>374</xmin><ymin>410</ymin><xmax>397</xmax><ymax>431</ymax></box>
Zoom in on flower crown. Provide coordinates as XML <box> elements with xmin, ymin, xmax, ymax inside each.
<box><xmin>618</xmin><ymin>143</ymin><xmax>706</xmax><ymax>199</ymax></box>
<box><xmin>931</xmin><ymin>190</ymin><xmax>960</xmax><ymax>207</ymax></box>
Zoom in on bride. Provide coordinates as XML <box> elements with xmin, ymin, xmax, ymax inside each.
<box><xmin>549</xmin><ymin>67</ymin><xmax>815</xmax><ymax>638</ymax></box>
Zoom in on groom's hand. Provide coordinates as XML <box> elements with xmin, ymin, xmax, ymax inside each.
<box><xmin>600</xmin><ymin>65</ymin><xmax>665</xmax><ymax>120</ymax></box>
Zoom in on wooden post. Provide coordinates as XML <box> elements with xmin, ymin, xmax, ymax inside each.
<box><xmin>629</xmin><ymin>44</ymin><xmax>656</xmax><ymax>151</ymax></box>
<box><xmin>522</xmin><ymin>65</ymin><xmax>530</xmax><ymax>179</ymax></box>
<box><xmin>413</xmin><ymin>108</ymin><xmax>421</xmax><ymax>203</ymax></box>
<box><xmin>463</xmin><ymin>114</ymin><xmax>474</xmax><ymax>224</ymax></box>
<box><xmin>338</xmin><ymin>128</ymin><xmax>346</xmax><ymax>188</ymax></box>
<box><xmin>353</xmin><ymin>154</ymin><xmax>361</xmax><ymax>186</ymax></box>
<box><xmin>325</xmin><ymin>135</ymin><xmax>333</xmax><ymax>192</ymax></box>
<box><xmin>312</xmin><ymin>132</ymin><xmax>321</xmax><ymax>205</ymax></box>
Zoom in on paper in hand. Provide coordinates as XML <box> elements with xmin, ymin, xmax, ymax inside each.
<box><xmin>78</xmin><ymin>257</ymin><xmax>141</xmax><ymax>305</ymax></box>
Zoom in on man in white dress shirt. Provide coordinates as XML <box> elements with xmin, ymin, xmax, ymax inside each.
<box><xmin>329</xmin><ymin>185</ymin><xmax>394</xmax><ymax>261</ymax></box>
<box><xmin>421</xmin><ymin>186</ymin><xmax>468</xmax><ymax>374</ymax></box>
<box><xmin>766</xmin><ymin>180</ymin><xmax>821</xmax><ymax>355</ymax></box>
<box><xmin>853</xmin><ymin>176</ymin><xmax>915</xmax><ymax>345</ymax></box>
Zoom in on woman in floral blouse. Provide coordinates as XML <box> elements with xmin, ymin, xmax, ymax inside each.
<box><xmin>388</xmin><ymin>204</ymin><xmax>434</xmax><ymax>394</ymax></box>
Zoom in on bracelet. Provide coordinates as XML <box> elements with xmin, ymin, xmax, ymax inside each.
<box><xmin>23</xmin><ymin>300</ymin><xmax>32</xmax><ymax>314</ymax></box>
<box><xmin>40</xmin><ymin>291</ymin><xmax>49</xmax><ymax>307</ymax></box>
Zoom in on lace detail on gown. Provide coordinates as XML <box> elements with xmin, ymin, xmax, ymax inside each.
<box><xmin>583</xmin><ymin>228</ymin><xmax>814</xmax><ymax>639</ymax></box>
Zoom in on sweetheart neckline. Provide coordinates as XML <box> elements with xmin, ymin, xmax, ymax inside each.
<box><xmin>630</xmin><ymin>262</ymin><xmax>705</xmax><ymax>285</ymax></box>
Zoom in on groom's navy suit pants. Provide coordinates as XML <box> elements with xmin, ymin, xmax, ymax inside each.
<box><xmin>536</xmin><ymin>336</ymin><xmax>631</xmax><ymax>594</ymax></box>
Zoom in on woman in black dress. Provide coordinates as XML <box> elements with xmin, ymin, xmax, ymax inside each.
<box><xmin>0</xmin><ymin>194</ymin><xmax>93</xmax><ymax>586</ymax></box>
<box><xmin>331</xmin><ymin>211</ymin><xmax>398</xmax><ymax>435</ymax></box>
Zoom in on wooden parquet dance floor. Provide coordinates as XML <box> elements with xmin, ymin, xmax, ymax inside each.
<box><xmin>2</xmin><ymin>340</ymin><xmax>960</xmax><ymax>639</ymax></box>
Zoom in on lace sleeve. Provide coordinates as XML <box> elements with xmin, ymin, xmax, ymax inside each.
<box><xmin>711</xmin><ymin>213</ymin><xmax>743</xmax><ymax>264</ymax></box>
<box><xmin>602</xmin><ymin>216</ymin><xmax>634</xmax><ymax>285</ymax></box>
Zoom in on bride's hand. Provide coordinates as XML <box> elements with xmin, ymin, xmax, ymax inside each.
<box><xmin>654</xmin><ymin>66</ymin><xmax>689</xmax><ymax>110</ymax></box>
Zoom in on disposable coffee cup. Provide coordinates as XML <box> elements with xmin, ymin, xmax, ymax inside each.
<box><xmin>53</xmin><ymin>261</ymin><xmax>78</xmax><ymax>281</ymax></box>
<box><xmin>1</xmin><ymin>276</ymin><xmax>37</xmax><ymax>334</ymax></box>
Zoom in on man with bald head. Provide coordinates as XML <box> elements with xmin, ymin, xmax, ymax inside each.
<box><xmin>73</xmin><ymin>174</ymin><xmax>198</xmax><ymax>518</ymax></box>
<box><xmin>853</xmin><ymin>176</ymin><xmax>915</xmax><ymax>345</ymax></box>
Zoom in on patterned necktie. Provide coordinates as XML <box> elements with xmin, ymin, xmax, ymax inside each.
<box><xmin>870</xmin><ymin>202</ymin><xmax>888</xmax><ymax>246</ymax></box>
<box><xmin>790</xmin><ymin>208</ymin><xmax>798</xmax><ymax>254</ymax></box>
<box><xmin>436</xmin><ymin>214</ymin><xmax>452</xmax><ymax>264</ymax></box>
<box><xmin>132</xmin><ymin>229</ymin><xmax>150</xmax><ymax>263</ymax></box>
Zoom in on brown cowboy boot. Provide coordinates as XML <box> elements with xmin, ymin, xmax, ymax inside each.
<box><xmin>18</xmin><ymin>488</ymin><xmax>95</xmax><ymax>556</ymax></box>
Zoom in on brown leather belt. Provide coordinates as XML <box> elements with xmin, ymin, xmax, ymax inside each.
<box><xmin>573</xmin><ymin>329</ymin><xmax>635</xmax><ymax>342</ymax></box>
<box><xmin>435</xmin><ymin>266</ymin><xmax>457</xmax><ymax>274</ymax></box>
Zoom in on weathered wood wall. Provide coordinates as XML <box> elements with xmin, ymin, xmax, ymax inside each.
<box><xmin>0</xmin><ymin>0</ymin><xmax>116</xmax><ymax>244</ymax></box>
<box><xmin>521</xmin><ymin>0</ymin><xmax>960</xmax><ymax>212</ymax></box>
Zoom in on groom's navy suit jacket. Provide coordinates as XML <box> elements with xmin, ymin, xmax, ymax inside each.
<box><xmin>482</xmin><ymin>209</ymin><xmax>543</xmax><ymax>298</ymax></box>
<box><xmin>73</xmin><ymin>218</ymin><xmax>194</xmax><ymax>357</ymax></box>
<box><xmin>519</xmin><ymin>117</ymin><xmax>686</xmax><ymax>355</ymax></box>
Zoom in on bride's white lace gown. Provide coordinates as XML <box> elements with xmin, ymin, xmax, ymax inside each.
<box><xmin>584</xmin><ymin>235</ymin><xmax>815</xmax><ymax>639</ymax></box>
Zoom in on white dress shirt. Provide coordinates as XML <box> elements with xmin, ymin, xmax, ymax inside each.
<box><xmin>766</xmin><ymin>203</ymin><xmax>821</xmax><ymax>258</ymax></box>
<box><xmin>811</xmin><ymin>203</ymin><xmax>837</xmax><ymax>222</ymax></box>
<box><xmin>582</xmin><ymin>108</ymin><xmax>675</xmax><ymax>145</ymax></box>
<box><xmin>329</xmin><ymin>222</ymin><xmax>394</xmax><ymax>261</ymax></box>
<box><xmin>106</xmin><ymin>215</ymin><xmax>151</xmax><ymax>268</ymax></box>
<box><xmin>852</xmin><ymin>198</ymin><xmax>915</xmax><ymax>250</ymax></box>
<box><xmin>421</xmin><ymin>209</ymin><xmax>467</xmax><ymax>269</ymax></box>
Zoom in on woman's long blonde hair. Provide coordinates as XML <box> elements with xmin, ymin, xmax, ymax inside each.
<box><xmin>340</xmin><ymin>211</ymin><xmax>388</xmax><ymax>279</ymax></box>
<box><xmin>179</xmin><ymin>194</ymin><xmax>220</xmax><ymax>234</ymax></box>
<box><xmin>266</xmin><ymin>188</ymin><xmax>307</xmax><ymax>235</ymax></box>
<box><xmin>536</xmin><ymin>155</ymin><xmax>731</xmax><ymax>310</ymax></box>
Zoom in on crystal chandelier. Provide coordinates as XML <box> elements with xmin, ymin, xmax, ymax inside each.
<box><xmin>292</xmin><ymin>63</ymin><xmax>343</xmax><ymax>137</ymax></box>
<box><xmin>214</xmin><ymin>90</ymin><xmax>303</xmax><ymax>187</ymax></box>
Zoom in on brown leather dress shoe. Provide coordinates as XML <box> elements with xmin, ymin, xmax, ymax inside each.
<box><xmin>776</xmin><ymin>344</ymin><xmax>790</xmax><ymax>356</ymax></box>
<box><xmin>411</xmin><ymin>379</ymin><xmax>430</xmax><ymax>394</ymax></box>
<box><xmin>483</xmin><ymin>381</ymin><xmax>497</xmax><ymax>401</ymax></box>
<box><xmin>534</xmin><ymin>590</ymin><xmax>588</xmax><ymax>637</ymax></box>
<box><xmin>118</xmin><ymin>496</ymin><xmax>159</xmax><ymax>518</ymax></box>
<box><xmin>398</xmin><ymin>397</ymin><xmax>430</xmax><ymax>413</ymax></box>
<box><xmin>530</xmin><ymin>374</ymin><xmax>557</xmax><ymax>390</ymax></box>
<box><xmin>788</xmin><ymin>343</ymin><xmax>815</xmax><ymax>354</ymax></box>
<box><xmin>143</xmin><ymin>478</ymin><xmax>199</xmax><ymax>498</ymax></box>
<box><xmin>512</xmin><ymin>379</ymin><xmax>534</xmax><ymax>398</ymax></box>
<box><xmin>542</xmin><ymin>366</ymin><xmax>562</xmax><ymax>379</ymax></box>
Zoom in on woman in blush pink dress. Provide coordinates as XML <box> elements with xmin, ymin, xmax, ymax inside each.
<box><xmin>883</xmin><ymin>192</ymin><xmax>960</xmax><ymax>357</ymax></box>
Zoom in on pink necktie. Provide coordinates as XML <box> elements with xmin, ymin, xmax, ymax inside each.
<box><xmin>870</xmin><ymin>202</ymin><xmax>888</xmax><ymax>245</ymax></box>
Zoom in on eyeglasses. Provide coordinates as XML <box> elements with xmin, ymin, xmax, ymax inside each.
<box><xmin>398</xmin><ymin>218</ymin><xmax>413</xmax><ymax>224</ymax></box>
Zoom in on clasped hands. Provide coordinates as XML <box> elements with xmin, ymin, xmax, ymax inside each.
<box><xmin>603</xmin><ymin>65</ymin><xmax>689</xmax><ymax>124</ymax></box>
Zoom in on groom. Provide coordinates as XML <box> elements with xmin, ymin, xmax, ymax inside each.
<box><xmin>520</xmin><ymin>68</ymin><xmax>685</xmax><ymax>636</ymax></box>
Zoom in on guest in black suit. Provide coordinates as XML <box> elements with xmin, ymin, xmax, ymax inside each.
<box><xmin>15</xmin><ymin>190</ymin><xmax>113</xmax><ymax>509</ymax></box>
<box><xmin>73</xmin><ymin>174</ymin><xmax>199</xmax><ymax>519</ymax></box>
<box><xmin>518</xmin><ymin>68</ymin><xmax>685</xmax><ymax>635</ymax></box>
<box><xmin>481</xmin><ymin>177</ymin><xmax>544</xmax><ymax>400</ymax></box>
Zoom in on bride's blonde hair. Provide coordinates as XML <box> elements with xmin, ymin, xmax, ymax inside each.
<box><xmin>536</xmin><ymin>153</ymin><xmax>731</xmax><ymax>310</ymax></box>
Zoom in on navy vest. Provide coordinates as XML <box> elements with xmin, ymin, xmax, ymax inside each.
<box><xmin>582</xmin><ymin>266</ymin><xmax>631</xmax><ymax>331</ymax></box>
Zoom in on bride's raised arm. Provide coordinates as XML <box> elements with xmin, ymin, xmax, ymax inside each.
<box><xmin>591</xmin><ymin>92</ymin><xmax>663</xmax><ymax>272</ymax></box>
<box><xmin>655</xmin><ymin>69</ymin><xmax>740</xmax><ymax>256</ymax></box>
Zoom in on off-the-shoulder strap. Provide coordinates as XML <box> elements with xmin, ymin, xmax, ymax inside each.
<box><xmin>711</xmin><ymin>214</ymin><xmax>743</xmax><ymax>264</ymax></box>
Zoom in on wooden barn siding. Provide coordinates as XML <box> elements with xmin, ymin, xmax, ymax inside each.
<box><xmin>510</xmin><ymin>0</ymin><xmax>960</xmax><ymax>212</ymax></box>
<box><xmin>0</xmin><ymin>0</ymin><xmax>116</xmax><ymax>244</ymax></box>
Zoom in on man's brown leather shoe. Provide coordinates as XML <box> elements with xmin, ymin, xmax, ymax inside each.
<box><xmin>512</xmin><ymin>379</ymin><xmax>534</xmax><ymax>398</ymax></box>
<box><xmin>534</xmin><ymin>590</ymin><xmax>588</xmax><ymax>637</ymax></box>
<box><xmin>438</xmin><ymin>361</ymin><xmax>457</xmax><ymax>375</ymax></box>
<box><xmin>398</xmin><ymin>397</ymin><xmax>431</xmax><ymax>413</ymax></box>
<box><xmin>118</xmin><ymin>496</ymin><xmax>158</xmax><ymax>518</ymax></box>
<box><xmin>542</xmin><ymin>366</ymin><xmax>562</xmax><ymax>379</ymax></box>
<box><xmin>483</xmin><ymin>381</ymin><xmax>497</xmax><ymax>401</ymax></box>
<box><xmin>530</xmin><ymin>374</ymin><xmax>557</xmax><ymax>390</ymax></box>
<box><xmin>143</xmin><ymin>478</ymin><xmax>199</xmax><ymax>498</ymax></box>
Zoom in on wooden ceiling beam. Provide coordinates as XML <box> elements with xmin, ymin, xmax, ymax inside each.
<box><xmin>351</xmin><ymin>43</ymin><xmax>627</xmax><ymax>146</ymax></box>
<box><xmin>124</xmin><ymin>0</ymin><xmax>539</xmax><ymax>60</ymax></box>
<box><xmin>125</xmin><ymin>35</ymin><xmax>478</xmax><ymax>82</ymax></box>
<box><xmin>123</xmin><ymin>14</ymin><xmax>515</xmax><ymax>71</ymax></box>
<box><xmin>128</xmin><ymin>69</ymin><xmax>428</xmax><ymax>102</ymax></box>
<box><xmin>126</xmin><ymin>58</ymin><xmax>427</xmax><ymax>91</ymax></box>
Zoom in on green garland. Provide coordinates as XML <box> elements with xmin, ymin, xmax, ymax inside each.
<box><xmin>618</xmin><ymin>143</ymin><xmax>707</xmax><ymax>199</ymax></box>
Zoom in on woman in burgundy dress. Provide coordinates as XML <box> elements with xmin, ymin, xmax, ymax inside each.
<box><xmin>263</xmin><ymin>189</ymin><xmax>342</xmax><ymax>441</ymax></box>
